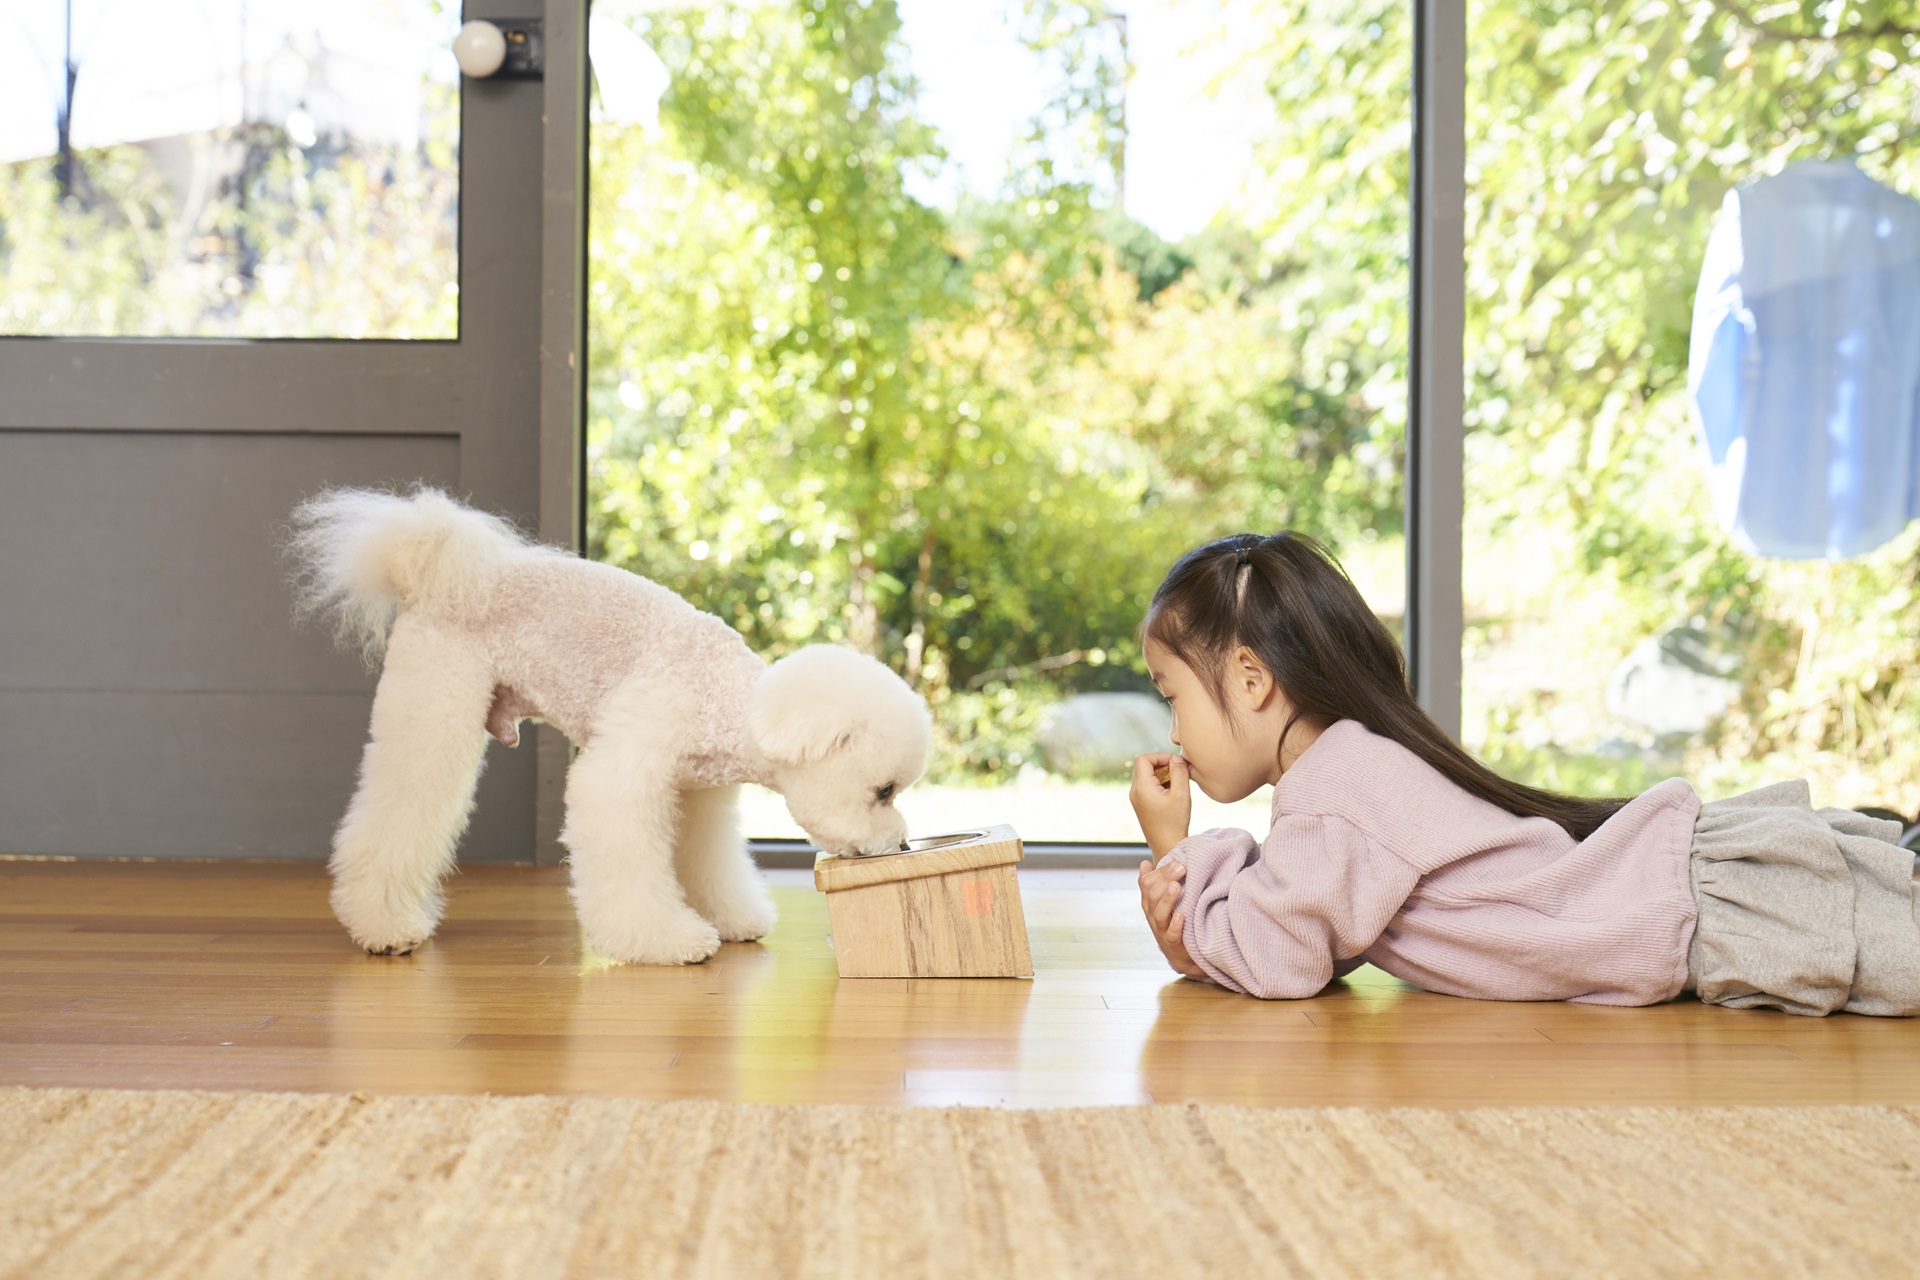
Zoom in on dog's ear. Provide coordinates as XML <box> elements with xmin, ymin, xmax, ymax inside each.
<box><xmin>747</xmin><ymin>646</ymin><xmax>872</xmax><ymax>765</ymax></box>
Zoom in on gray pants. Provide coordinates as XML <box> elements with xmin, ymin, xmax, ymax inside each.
<box><xmin>1688</xmin><ymin>780</ymin><xmax>1920</xmax><ymax>1016</ymax></box>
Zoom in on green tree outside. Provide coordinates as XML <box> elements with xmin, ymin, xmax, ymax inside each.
<box><xmin>587</xmin><ymin>0</ymin><xmax>1405</xmax><ymax>782</ymax></box>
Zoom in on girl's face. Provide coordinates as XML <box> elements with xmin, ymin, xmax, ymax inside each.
<box><xmin>1144</xmin><ymin>636</ymin><xmax>1285</xmax><ymax>803</ymax></box>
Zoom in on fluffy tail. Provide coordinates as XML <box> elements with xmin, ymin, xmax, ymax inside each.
<box><xmin>287</xmin><ymin>486</ymin><xmax>534</xmax><ymax>664</ymax></box>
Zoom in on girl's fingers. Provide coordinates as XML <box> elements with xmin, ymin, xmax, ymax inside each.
<box><xmin>1132</xmin><ymin>754</ymin><xmax>1173</xmax><ymax>788</ymax></box>
<box><xmin>1138</xmin><ymin>863</ymin><xmax>1188</xmax><ymax>941</ymax></box>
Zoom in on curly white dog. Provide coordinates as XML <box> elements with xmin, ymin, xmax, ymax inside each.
<box><xmin>288</xmin><ymin>487</ymin><xmax>931</xmax><ymax>965</ymax></box>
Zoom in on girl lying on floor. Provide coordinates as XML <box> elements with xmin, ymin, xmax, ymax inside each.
<box><xmin>1129</xmin><ymin>532</ymin><xmax>1919</xmax><ymax>1016</ymax></box>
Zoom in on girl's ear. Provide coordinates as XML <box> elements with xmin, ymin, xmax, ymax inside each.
<box><xmin>1234</xmin><ymin>646</ymin><xmax>1278</xmax><ymax>712</ymax></box>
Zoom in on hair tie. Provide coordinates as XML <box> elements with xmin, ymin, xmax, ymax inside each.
<box><xmin>1235</xmin><ymin>547</ymin><xmax>1251</xmax><ymax>568</ymax></box>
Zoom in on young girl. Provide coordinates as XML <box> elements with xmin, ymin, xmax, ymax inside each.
<box><xmin>1128</xmin><ymin>531</ymin><xmax>1920</xmax><ymax>1016</ymax></box>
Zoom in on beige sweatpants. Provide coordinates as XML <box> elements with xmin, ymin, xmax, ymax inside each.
<box><xmin>1687</xmin><ymin>779</ymin><xmax>1920</xmax><ymax>1016</ymax></box>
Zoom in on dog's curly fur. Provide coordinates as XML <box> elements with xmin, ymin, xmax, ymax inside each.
<box><xmin>288</xmin><ymin>487</ymin><xmax>932</xmax><ymax>965</ymax></box>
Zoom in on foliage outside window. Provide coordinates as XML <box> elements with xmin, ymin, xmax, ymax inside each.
<box><xmin>1457</xmin><ymin>0</ymin><xmax>1920</xmax><ymax>810</ymax></box>
<box><xmin>0</xmin><ymin>1</ymin><xmax>460</xmax><ymax>339</ymax></box>
<box><xmin>586</xmin><ymin>0</ymin><xmax>1410</xmax><ymax>831</ymax></box>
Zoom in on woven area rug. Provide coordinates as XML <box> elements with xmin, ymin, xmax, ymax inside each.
<box><xmin>4</xmin><ymin>1087</ymin><xmax>1917</xmax><ymax>1278</ymax></box>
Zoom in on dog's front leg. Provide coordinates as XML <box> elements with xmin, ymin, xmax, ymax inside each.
<box><xmin>561</xmin><ymin>740</ymin><xmax>722</xmax><ymax>965</ymax></box>
<box><xmin>674</xmin><ymin>784</ymin><xmax>776</xmax><ymax>943</ymax></box>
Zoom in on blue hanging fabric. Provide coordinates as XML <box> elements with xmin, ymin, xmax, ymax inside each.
<box><xmin>1687</xmin><ymin>161</ymin><xmax>1920</xmax><ymax>559</ymax></box>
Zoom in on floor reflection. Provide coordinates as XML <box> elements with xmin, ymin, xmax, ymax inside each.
<box><xmin>7</xmin><ymin>861</ymin><xmax>1912</xmax><ymax>1108</ymax></box>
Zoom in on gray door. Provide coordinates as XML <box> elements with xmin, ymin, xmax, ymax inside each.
<box><xmin>0</xmin><ymin>1</ymin><xmax>584</xmax><ymax>862</ymax></box>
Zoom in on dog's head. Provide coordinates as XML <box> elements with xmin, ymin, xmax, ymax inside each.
<box><xmin>748</xmin><ymin>645</ymin><xmax>932</xmax><ymax>857</ymax></box>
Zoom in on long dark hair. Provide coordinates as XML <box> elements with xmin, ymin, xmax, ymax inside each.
<box><xmin>1145</xmin><ymin>532</ymin><xmax>1630</xmax><ymax>841</ymax></box>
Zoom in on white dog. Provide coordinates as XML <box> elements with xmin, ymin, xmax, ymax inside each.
<box><xmin>288</xmin><ymin>487</ymin><xmax>931</xmax><ymax>965</ymax></box>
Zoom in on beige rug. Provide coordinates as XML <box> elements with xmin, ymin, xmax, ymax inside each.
<box><xmin>3</xmin><ymin>1087</ymin><xmax>1917</xmax><ymax>1279</ymax></box>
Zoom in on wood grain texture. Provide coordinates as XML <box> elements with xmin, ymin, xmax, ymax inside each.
<box><xmin>825</xmin><ymin>864</ymin><xmax>1032</xmax><ymax>978</ymax></box>
<box><xmin>4</xmin><ymin>859</ymin><xmax>1920</xmax><ymax>1107</ymax></box>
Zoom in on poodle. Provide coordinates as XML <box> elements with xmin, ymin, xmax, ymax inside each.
<box><xmin>287</xmin><ymin>487</ymin><xmax>931</xmax><ymax>965</ymax></box>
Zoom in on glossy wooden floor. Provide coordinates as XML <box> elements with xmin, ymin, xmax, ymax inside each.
<box><xmin>3</xmin><ymin>860</ymin><xmax>1916</xmax><ymax>1108</ymax></box>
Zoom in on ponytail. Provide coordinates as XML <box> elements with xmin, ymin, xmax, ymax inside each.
<box><xmin>1144</xmin><ymin>532</ymin><xmax>1630</xmax><ymax>841</ymax></box>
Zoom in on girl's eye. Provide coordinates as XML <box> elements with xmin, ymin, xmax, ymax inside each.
<box><xmin>875</xmin><ymin>782</ymin><xmax>896</xmax><ymax>803</ymax></box>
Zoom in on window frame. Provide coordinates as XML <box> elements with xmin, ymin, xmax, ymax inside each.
<box><xmin>572</xmin><ymin>2</ymin><xmax>1468</xmax><ymax>861</ymax></box>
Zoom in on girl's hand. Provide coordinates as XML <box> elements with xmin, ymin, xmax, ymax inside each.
<box><xmin>1138</xmin><ymin>859</ymin><xmax>1204</xmax><ymax>979</ymax></box>
<box><xmin>1130</xmin><ymin>753</ymin><xmax>1192</xmax><ymax>861</ymax></box>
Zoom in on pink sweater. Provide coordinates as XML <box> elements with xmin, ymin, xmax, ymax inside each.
<box><xmin>1171</xmin><ymin>719</ymin><xmax>1702</xmax><ymax>1004</ymax></box>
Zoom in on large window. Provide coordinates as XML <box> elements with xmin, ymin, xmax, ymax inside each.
<box><xmin>0</xmin><ymin>0</ymin><xmax>460</xmax><ymax>339</ymax></box>
<box><xmin>585</xmin><ymin>0</ymin><xmax>1411</xmax><ymax>841</ymax></box>
<box><xmin>1460</xmin><ymin>2</ymin><xmax>1920</xmax><ymax>811</ymax></box>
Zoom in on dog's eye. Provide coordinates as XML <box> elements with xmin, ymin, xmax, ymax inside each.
<box><xmin>874</xmin><ymin>782</ymin><xmax>896</xmax><ymax>804</ymax></box>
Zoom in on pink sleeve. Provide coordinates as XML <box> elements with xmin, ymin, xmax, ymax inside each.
<box><xmin>1170</xmin><ymin>815</ymin><xmax>1419</xmax><ymax>999</ymax></box>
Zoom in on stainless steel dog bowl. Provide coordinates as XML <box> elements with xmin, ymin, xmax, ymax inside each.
<box><xmin>893</xmin><ymin>830</ymin><xmax>988</xmax><ymax>854</ymax></box>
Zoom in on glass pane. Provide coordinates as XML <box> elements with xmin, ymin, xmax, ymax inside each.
<box><xmin>1463</xmin><ymin>6</ymin><xmax>1920</xmax><ymax>810</ymax></box>
<box><xmin>0</xmin><ymin>0</ymin><xmax>460</xmax><ymax>338</ymax></box>
<box><xmin>587</xmin><ymin>0</ymin><xmax>1409</xmax><ymax>842</ymax></box>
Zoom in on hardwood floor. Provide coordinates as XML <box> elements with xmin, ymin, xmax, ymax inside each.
<box><xmin>3</xmin><ymin>860</ymin><xmax>1915</xmax><ymax>1107</ymax></box>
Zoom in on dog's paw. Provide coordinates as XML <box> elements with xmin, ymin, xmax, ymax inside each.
<box><xmin>331</xmin><ymin>883</ymin><xmax>442</xmax><ymax>960</ymax></box>
<box><xmin>348</xmin><ymin>922</ymin><xmax>430</xmax><ymax>955</ymax></box>
<box><xmin>586</xmin><ymin>911</ymin><xmax>723</xmax><ymax>966</ymax></box>
<box><xmin>339</xmin><ymin>915</ymin><xmax>437</xmax><ymax>957</ymax></box>
<box><xmin>708</xmin><ymin>899</ymin><xmax>777</xmax><ymax>944</ymax></box>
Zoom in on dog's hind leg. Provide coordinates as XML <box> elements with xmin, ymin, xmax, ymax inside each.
<box><xmin>674</xmin><ymin>784</ymin><xmax>776</xmax><ymax>943</ymax></box>
<box><xmin>329</xmin><ymin>618</ymin><xmax>493</xmax><ymax>955</ymax></box>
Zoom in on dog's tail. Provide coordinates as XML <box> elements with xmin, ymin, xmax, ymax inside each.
<box><xmin>287</xmin><ymin>486</ymin><xmax>534</xmax><ymax>664</ymax></box>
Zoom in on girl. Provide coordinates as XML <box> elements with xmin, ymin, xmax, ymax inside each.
<box><xmin>1128</xmin><ymin>532</ymin><xmax>1920</xmax><ymax>1016</ymax></box>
